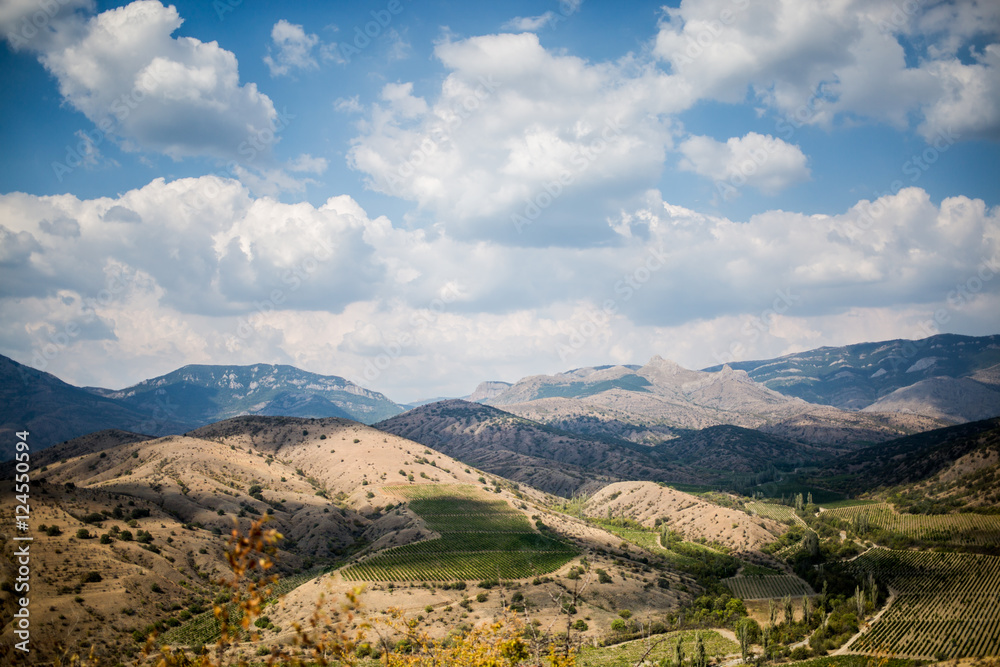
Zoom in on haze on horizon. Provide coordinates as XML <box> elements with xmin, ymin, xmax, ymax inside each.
<box><xmin>1</xmin><ymin>0</ymin><xmax>998</xmax><ymax>403</ymax></box>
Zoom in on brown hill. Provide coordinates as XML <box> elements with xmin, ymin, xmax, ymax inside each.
<box><xmin>375</xmin><ymin>400</ymin><xmax>695</xmax><ymax>496</ymax></box>
<box><xmin>1</xmin><ymin>417</ymin><xmax>498</xmax><ymax>661</ymax></box>
<box><xmin>584</xmin><ymin>481</ymin><xmax>784</xmax><ymax>553</ymax></box>
<box><xmin>2</xmin><ymin>416</ymin><xmax>719</xmax><ymax>662</ymax></box>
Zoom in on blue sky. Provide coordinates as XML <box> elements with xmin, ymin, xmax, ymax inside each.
<box><xmin>1</xmin><ymin>0</ymin><xmax>998</xmax><ymax>402</ymax></box>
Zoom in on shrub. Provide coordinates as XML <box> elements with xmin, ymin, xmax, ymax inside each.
<box><xmin>46</xmin><ymin>525</ymin><xmax>62</xmax><ymax>537</ymax></box>
<box><xmin>81</xmin><ymin>572</ymin><xmax>102</xmax><ymax>583</ymax></box>
<box><xmin>75</xmin><ymin>528</ymin><xmax>91</xmax><ymax>540</ymax></box>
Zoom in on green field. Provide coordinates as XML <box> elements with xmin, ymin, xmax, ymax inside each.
<box><xmin>722</xmin><ymin>574</ymin><xmax>814</xmax><ymax>599</ymax></box>
<box><xmin>162</xmin><ymin>565</ymin><xmax>329</xmax><ymax>646</ymax></box>
<box><xmin>824</xmin><ymin>503</ymin><xmax>1000</xmax><ymax>546</ymax></box>
<box><xmin>341</xmin><ymin>485</ymin><xmax>577</xmax><ymax>582</ymax></box>
<box><xmin>578</xmin><ymin>630</ymin><xmax>737</xmax><ymax>666</ymax></box>
<box><xmin>746</xmin><ymin>501</ymin><xmax>807</xmax><ymax>526</ymax></box>
<box><xmin>849</xmin><ymin>548</ymin><xmax>1000</xmax><ymax>659</ymax></box>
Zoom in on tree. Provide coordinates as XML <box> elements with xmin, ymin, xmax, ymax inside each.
<box><xmin>801</xmin><ymin>595</ymin><xmax>810</xmax><ymax>624</ymax></box>
<box><xmin>692</xmin><ymin>632</ymin><xmax>707</xmax><ymax>667</ymax></box>
<box><xmin>855</xmin><ymin>586</ymin><xmax>866</xmax><ymax>620</ymax></box>
<box><xmin>674</xmin><ymin>636</ymin><xmax>684</xmax><ymax>667</ymax></box>
<box><xmin>735</xmin><ymin>618</ymin><xmax>760</xmax><ymax>664</ymax></box>
<box><xmin>803</xmin><ymin>530</ymin><xmax>819</xmax><ymax>557</ymax></box>
<box><xmin>783</xmin><ymin>595</ymin><xmax>793</xmax><ymax>626</ymax></box>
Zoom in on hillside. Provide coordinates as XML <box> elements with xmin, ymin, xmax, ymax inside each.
<box><xmin>584</xmin><ymin>481</ymin><xmax>783</xmax><ymax>553</ymax></box>
<box><xmin>374</xmin><ymin>400</ymin><xmax>684</xmax><ymax>496</ymax></box>
<box><xmin>860</xmin><ymin>376</ymin><xmax>1000</xmax><ymax>423</ymax></box>
<box><xmin>1</xmin><ymin>416</ymin><xmax>721</xmax><ymax>662</ymax></box>
<box><xmin>0</xmin><ymin>355</ymin><xmax>186</xmax><ymax>459</ymax></box>
<box><xmin>0</xmin><ymin>417</ymin><xmax>508</xmax><ymax>660</ymax></box>
<box><xmin>703</xmin><ymin>333</ymin><xmax>1000</xmax><ymax>410</ymax></box>
<box><xmin>810</xmin><ymin>417</ymin><xmax>1000</xmax><ymax>511</ymax></box>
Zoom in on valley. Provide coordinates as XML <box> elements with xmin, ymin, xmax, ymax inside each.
<box><xmin>2</xmin><ymin>333</ymin><xmax>1000</xmax><ymax>666</ymax></box>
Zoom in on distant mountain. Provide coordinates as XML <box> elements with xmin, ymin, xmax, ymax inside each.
<box><xmin>484</xmin><ymin>356</ymin><xmax>938</xmax><ymax>448</ymax></box>
<box><xmin>702</xmin><ymin>333</ymin><xmax>1000</xmax><ymax>410</ymax></box>
<box><xmin>0</xmin><ymin>355</ymin><xmax>404</xmax><ymax>457</ymax></box>
<box><xmin>861</xmin><ymin>376</ymin><xmax>1000</xmax><ymax>423</ymax></box>
<box><xmin>468</xmin><ymin>380</ymin><xmax>512</xmax><ymax>402</ymax></box>
<box><xmin>87</xmin><ymin>363</ymin><xmax>403</xmax><ymax>426</ymax></box>
<box><xmin>0</xmin><ymin>355</ymin><xmax>186</xmax><ymax>459</ymax></box>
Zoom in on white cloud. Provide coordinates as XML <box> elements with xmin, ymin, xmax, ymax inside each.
<box><xmin>653</xmin><ymin>0</ymin><xmax>1000</xmax><ymax>140</ymax></box>
<box><xmin>677</xmin><ymin>132</ymin><xmax>810</xmax><ymax>196</ymax></box>
<box><xmin>503</xmin><ymin>14</ymin><xmax>557</xmax><ymax>32</ymax></box>
<box><xmin>0</xmin><ymin>177</ymin><xmax>997</xmax><ymax>400</ymax></box>
<box><xmin>348</xmin><ymin>32</ymin><xmax>689</xmax><ymax>245</ymax></box>
<box><xmin>264</xmin><ymin>19</ymin><xmax>320</xmax><ymax>77</ymax></box>
<box><xmin>286</xmin><ymin>154</ymin><xmax>328</xmax><ymax>174</ymax></box>
<box><xmin>18</xmin><ymin>1</ymin><xmax>277</xmax><ymax>161</ymax></box>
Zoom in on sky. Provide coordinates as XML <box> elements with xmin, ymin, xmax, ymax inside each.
<box><xmin>0</xmin><ymin>0</ymin><xmax>998</xmax><ymax>403</ymax></box>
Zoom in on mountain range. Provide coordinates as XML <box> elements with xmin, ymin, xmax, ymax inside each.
<box><xmin>3</xmin><ymin>332</ymin><xmax>999</xmax><ymax>462</ymax></box>
<box><xmin>702</xmin><ymin>333</ymin><xmax>1000</xmax><ymax>410</ymax></box>
<box><xmin>0</xmin><ymin>357</ymin><xmax>403</xmax><ymax>458</ymax></box>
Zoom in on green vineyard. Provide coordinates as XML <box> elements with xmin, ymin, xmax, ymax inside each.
<box><xmin>746</xmin><ymin>501</ymin><xmax>807</xmax><ymax>527</ymax></box>
<box><xmin>340</xmin><ymin>485</ymin><xmax>577</xmax><ymax>582</ymax></box>
<box><xmin>824</xmin><ymin>503</ymin><xmax>1000</xmax><ymax>545</ymax></box>
<box><xmin>578</xmin><ymin>629</ymin><xmax>737</xmax><ymax>666</ymax></box>
<box><xmin>722</xmin><ymin>574</ymin><xmax>814</xmax><ymax>599</ymax></box>
<box><xmin>162</xmin><ymin>566</ymin><xmax>329</xmax><ymax>646</ymax></box>
<box><xmin>849</xmin><ymin>549</ymin><xmax>1000</xmax><ymax>659</ymax></box>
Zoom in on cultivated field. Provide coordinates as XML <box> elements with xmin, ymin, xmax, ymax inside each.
<box><xmin>849</xmin><ymin>548</ymin><xmax>1000</xmax><ymax>659</ymax></box>
<box><xmin>746</xmin><ymin>501</ymin><xmax>807</xmax><ymax>527</ymax></box>
<box><xmin>578</xmin><ymin>630</ymin><xmax>737</xmax><ymax>666</ymax></box>
<box><xmin>722</xmin><ymin>574</ymin><xmax>814</xmax><ymax>599</ymax></box>
<box><xmin>824</xmin><ymin>503</ymin><xmax>1000</xmax><ymax>545</ymax></box>
<box><xmin>340</xmin><ymin>485</ymin><xmax>577</xmax><ymax>582</ymax></box>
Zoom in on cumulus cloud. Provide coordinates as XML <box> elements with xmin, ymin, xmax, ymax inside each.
<box><xmin>10</xmin><ymin>1</ymin><xmax>277</xmax><ymax>161</ymax></box>
<box><xmin>677</xmin><ymin>132</ymin><xmax>810</xmax><ymax>196</ymax></box>
<box><xmin>347</xmin><ymin>31</ymin><xmax>689</xmax><ymax>245</ymax></box>
<box><xmin>264</xmin><ymin>19</ymin><xmax>321</xmax><ymax>76</ymax></box>
<box><xmin>0</xmin><ymin>177</ymin><xmax>997</xmax><ymax>398</ymax></box>
<box><xmin>653</xmin><ymin>0</ymin><xmax>1000</xmax><ymax>140</ymax></box>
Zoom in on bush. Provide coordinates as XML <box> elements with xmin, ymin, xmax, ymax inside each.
<box><xmin>150</xmin><ymin>583</ymin><xmax>163</xmax><ymax>593</ymax></box>
<box><xmin>46</xmin><ymin>525</ymin><xmax>62</xmax><ymax>536</ymax></box>
<box><xmin>81</xmin><ymin>571</ymin><xmax>102</xmax><ymax>583</ymax></box>
<box><xmin>75</xmin><ymin>528</ymin><xmax>91</xmax><ymax>539</ymax></box>
<box><xmin>476</xmin><ymin>592</ymin><xmax>488</xmax><ymax>603</ymax></box>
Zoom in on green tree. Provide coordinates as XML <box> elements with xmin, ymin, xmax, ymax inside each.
<box><xmin>735</xmin><ymin>618</ymin><xmax>759</xmax><ymax>664</ymax></box>
<box><xmin>692</xmin><ymin>632</ymin><xmax>707</xmax><ymax>667</ymax></box>
<box><xmin>674</xmin><ymin>636</ymin><xmax>684</xmax><ymax>667</ymax></box>
<box><xmin>783</xmin><ymin>595</ymin><xmax>793</xmax><ymax>626</ymax></box>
